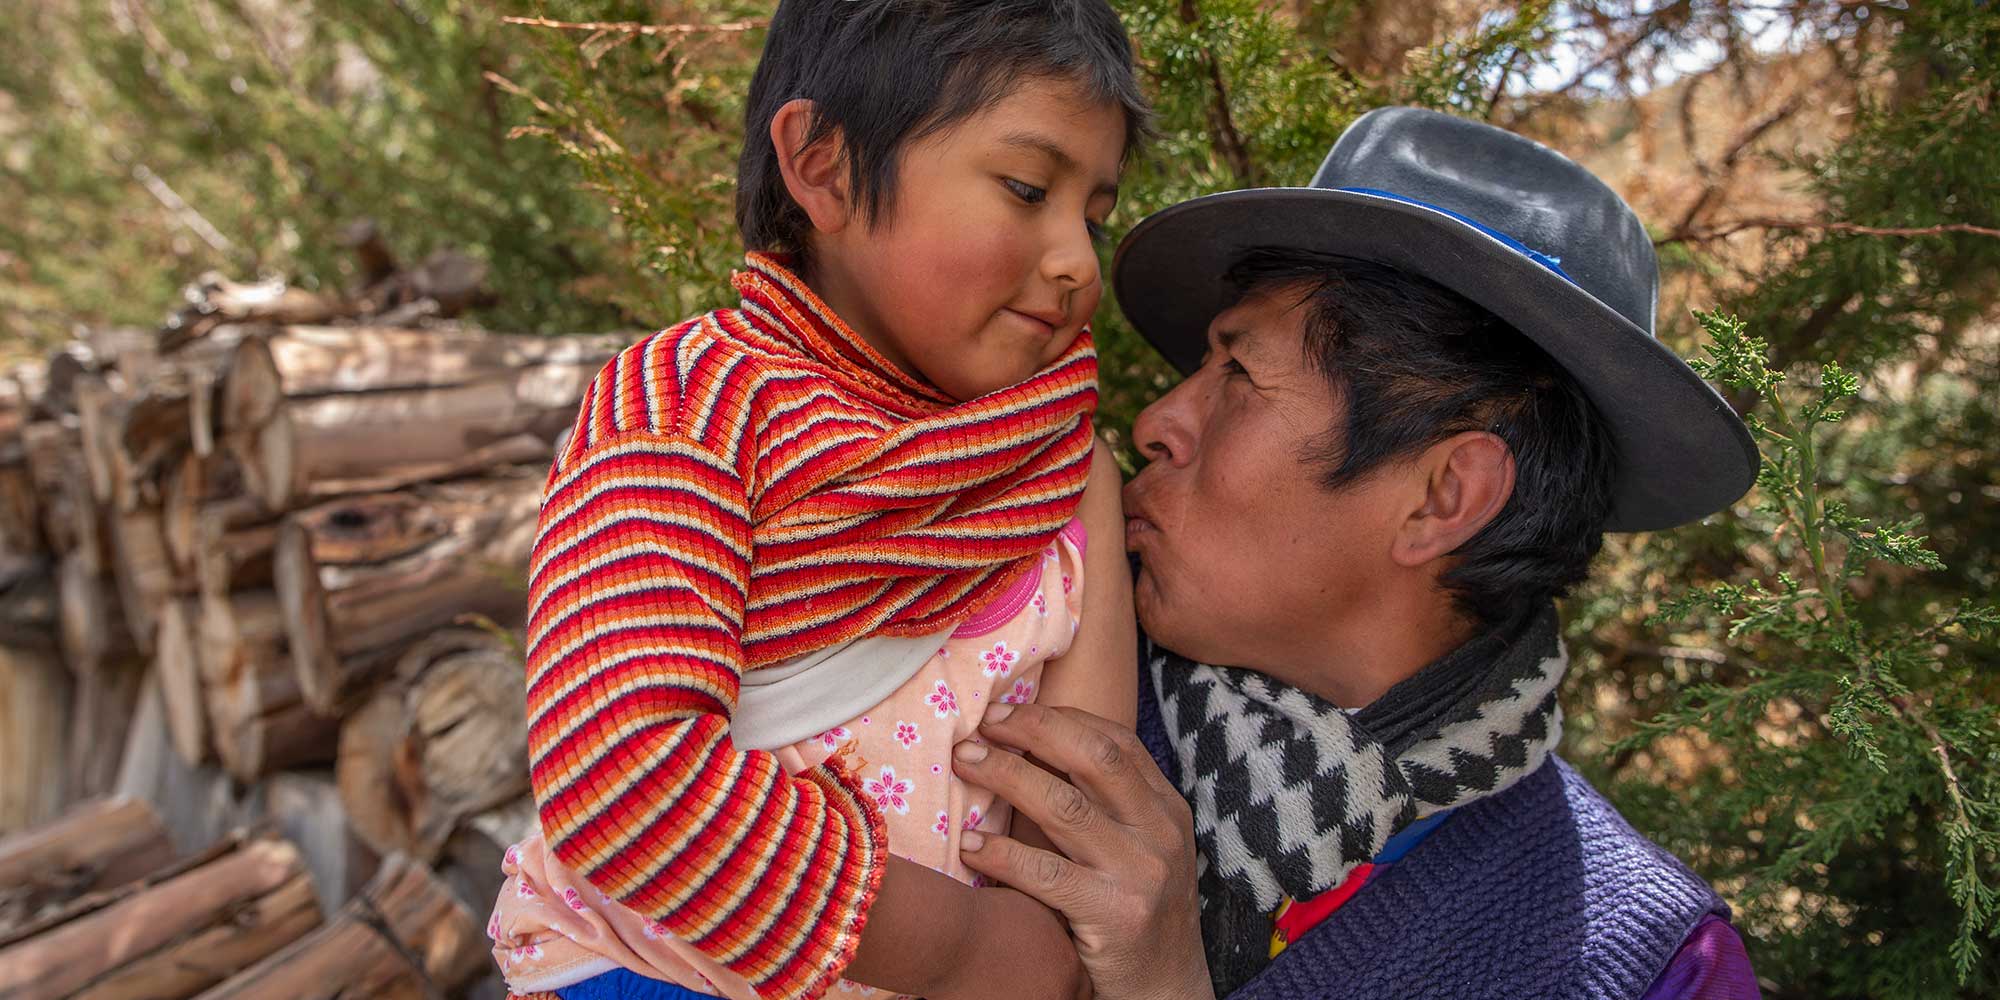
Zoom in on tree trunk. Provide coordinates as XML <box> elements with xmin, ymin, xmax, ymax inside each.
<box><xmin>277</xmin><ymin>471</ymin><xmax>539</xmax><ymax>716</ymax></box>
<box><xmin>193</xmin><ymin>852</ymin><xmax>487</xmax><ymax>1000</ymax></box>
<box><xmin>0</xmin><ymin>798</ymin><xmax>173</xmax><ymax>934</ymax></box>
<box><xmin>335</xmin><ymin>628</ymin><xmax>529</xmax><ymax>864</ymax></box>
<box><xmin>0</xmin><ymin>833</ymin><xmax>320</xmax><ymax>1000</ymax></box>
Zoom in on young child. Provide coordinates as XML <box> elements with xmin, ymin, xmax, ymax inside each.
<box><xmin>488</xmin><ymin>3</ymin><xmax>1149</xmax><ymax>999</ymax></box>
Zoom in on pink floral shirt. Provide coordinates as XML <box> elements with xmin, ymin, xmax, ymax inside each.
<box><xmin>490</xmin><ymin>520</ymin><xmax>1088</xmax><ymax>998</ymax></box>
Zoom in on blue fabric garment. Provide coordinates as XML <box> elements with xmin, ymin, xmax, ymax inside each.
<box><xmin>555</xmin><ymin>968</ymin><xmax>717</xmax><ymax>1000</ymax></box>
<box><xmin>1374</xmin><ymin>808</ymin><xmax>1450</xmax><ymax>864</ymax></box>
<box><xmin>1135</xmin><ymin>659</ymin><xmax>1731</xmax><ymax>1000</ymax></box>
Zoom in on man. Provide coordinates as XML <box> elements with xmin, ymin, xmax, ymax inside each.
<box><xmin>947</xmin><ymin>107</ymin><xmax>1765</xmax><ymax>998</ymax></box>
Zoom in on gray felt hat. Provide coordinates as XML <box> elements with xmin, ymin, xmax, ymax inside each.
<box><xmin>1111</xmin><ymin>106</ymin><xmax>1757</xmax><ymax>531</ymax></box>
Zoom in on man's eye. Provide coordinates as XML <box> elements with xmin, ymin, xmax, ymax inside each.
<box><xmin>1087</xmin><ymin>219</ymin><xmax>1109</xmax><ymax>245</ymax></box>
<box><xmin>1221</xmin><ymin>358</ymin><xmax>1248</xmax><ymax>377</ymax></box>
<box><xmin>1004</xmin><ymin>178</ymin><xmax>1047</xmax><ymax>204</ymax></box>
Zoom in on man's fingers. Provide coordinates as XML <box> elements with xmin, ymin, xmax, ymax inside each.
<box><xmin>953</xmin><ymin>737</ymin><xmax>1114</xmax><ymax>861</ymax></box>
<box><xmin>974</xmin><ymin>702</ymin><xmax>1175</xmax><ymax>820</ymax></box>
<box><xmin>957</xmin><ymin>829</ymin><xmax>1104</xmax><ymax>914</ymax></box>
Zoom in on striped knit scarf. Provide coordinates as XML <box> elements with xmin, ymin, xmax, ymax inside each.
<box><xmin>1150</xmin><ymin>606</ymin><xmax>1567</xmax><ymax>914</ymax></box>
<box><xmin>725</xmin><ymin>255</ymin><xmax>1100</xmax><ymax>664</ymax></box>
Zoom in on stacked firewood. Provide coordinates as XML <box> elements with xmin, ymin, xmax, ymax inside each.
<box><xmin>0</xmin><ymin>265</ymin><xmax>633</xmax><ymax>997</ymax></box>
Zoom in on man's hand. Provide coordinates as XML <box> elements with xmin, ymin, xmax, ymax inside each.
<box><xmin>952</xmin><ymin>702</ymin><xmax>1214</xmax><ymax>1000</ymax></box>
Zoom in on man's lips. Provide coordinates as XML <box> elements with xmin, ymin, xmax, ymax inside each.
<box><xmin>1122</xmin><ymin>481</ymin><xmax>1159</xmax><ymax>546</ymax></box>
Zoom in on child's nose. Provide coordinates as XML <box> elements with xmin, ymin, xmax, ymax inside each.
<box><xmin>1040</xmin><ymin>218</ymin><xmax>1101</xmax><ymax>291</ymax></box>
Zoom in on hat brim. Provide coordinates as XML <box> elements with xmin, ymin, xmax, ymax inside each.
<box><xmin>1110</xmin><ymin>187</ymin><xmax>1758</xmax><ymax>532</ymax></box>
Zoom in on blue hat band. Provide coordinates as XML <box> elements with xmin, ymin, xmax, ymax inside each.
<box><xmin>1337</xmin><ymin>187</ymin><xmax>1575</xmax><ymax>284</ymax></box>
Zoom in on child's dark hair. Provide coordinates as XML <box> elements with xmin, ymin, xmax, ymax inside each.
<box><xmin>737</xmin><ymin>0</ymin><xmax>1151</xmax><ymax>260</ymax></box>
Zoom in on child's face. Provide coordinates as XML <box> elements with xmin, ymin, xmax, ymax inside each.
<box><xmin>817</xmin><ymin>76</ymin><xmax>1126</xmax><ymax>401</ymax></box>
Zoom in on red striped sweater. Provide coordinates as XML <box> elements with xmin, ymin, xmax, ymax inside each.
<box><xmin>525</xmin><ymin>254</ymin><xmax>1098</xmax><ymax>1000</ymax></box>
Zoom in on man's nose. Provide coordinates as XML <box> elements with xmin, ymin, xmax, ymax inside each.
<box><xmin>1131</xmin><ymin>375</ymin><xmax>1199</xmax><ymax>467</ymax></box>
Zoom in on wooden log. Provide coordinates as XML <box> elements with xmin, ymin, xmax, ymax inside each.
<box><xmin>23</xmin><ymin>419</ymin><xmax>101</xmax><ymax>572</ymax></box>
<box><xmin>336</xmin><ymin>629</ymin><xmax>528</xmax><ymax>863</ymax></box>
<box><xmin>72</xmin><ymin>372</ymin><xmax>124</xmax><ymax>507</ymax></box>
<box><xmin>262</xmin><ymin>770</ymin><xmax>381</xmax><ymax>917</ymax></box>
<box><xmin>278</xmin><ymin>471</ymin><xmax>539</xmax><ymax>715</ymax></box>
<box><xmin>154</xmin><ymin>598</ymin><xmax>212</xmax><ymax>766</ymax></box>
<box><xmin>198</xmin><ymin>588</ymin><xmax>339</xmax><ymax>783</ymax></box>
<box><xmin>194</xmin><ymin>852</ymin><xmax>486</xmax><ymax>1000</ymax></box>
<box><xmin>0</xmin><ymin>575</ymin><xmax>69</xmax><ymax>831</ymax></box>
<box><xmin>65</xmin><ymin>659</ymin><xmax>148</xmax><ymax>801</ymax></box>
<box><xmin>208</xmin><ymin>633</ymin><xmax>340</xmax><ymax>784</ymax></box>
<box><xmin>260</xmin><ymin>325</ymin><xmax>626</xmax><ymax>397</ymax></box>
<box><xmin>217</xmin><ymin>332</ymin><xmax>283</xmax><ymax>439</ymax></box>
<box><xmin>0</xmin><ymin>442</ymin><xmax>41</xmax><ymax>567</ymax></box>
<box><xmin>56</xmin><ymin>551</ymin><xmax>139</xmax><ymax>676</ymax></box>
<box><xmin>106</xmin><ymin>505</ymin><xmax>178</xmax><ymax>656</ymax></box>
<box><xmin>436</xmin><ymin>795</ymin><xmax>536</xmax><ymax>928</ymax></box>
<box><xmin>238</xmin><ymin>394</ymin><xmax>558</xmax><ymax>513</ymax></box>
<box><xmin>114</xmin><ymin>674</ymin><xmax>258</xmax><ymax>856</ymax></box>
<box><xmin>0</xmin><ymin>833</ymin><xmax>321</xmax><ymax>1000</ymax></box>
<box><xmin>193</xmin><ymin>500</ymin><xmax>278</xmax><ymax>603</ymax></box>
<box><xmin>0</xmin><ymin>798</ymin><xmax>173</xmax><ymax>933</ymax></box>
<box><xmin>161</xmin><ymin>451</ymin><xmax>263</xmax><ymax>579</ymax></box>
<box><xmin>197</xmin><ymin>589</ymin><xmax>284</xmax><ymax>691</ymax></box>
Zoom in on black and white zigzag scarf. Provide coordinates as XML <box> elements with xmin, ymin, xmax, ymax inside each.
<box><xmin>1150</xmin><ymin>605</ymin><xmax>1568</xmax><ymax>912</ymax></box>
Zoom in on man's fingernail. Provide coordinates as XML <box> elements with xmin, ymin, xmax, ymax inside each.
<box><xmin>961</xmin><ymin>830</ymin><xmax>985</xmax><ymax>851</ymax></box>
<box><xmin>954</xmin><ymin>741</ymin><xmax>988</xmax><ymax>763</ymax></box>
<box><xmin>983</xmin><ymin>703</ymin><xmax>1013</xmax><ymax>725</ymax></box>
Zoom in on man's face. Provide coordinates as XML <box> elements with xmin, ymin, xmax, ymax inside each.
<box><xmin>1123</xmin><ymin>284</ymin><xmax>1412</xmax><ymax>691</ymax></box>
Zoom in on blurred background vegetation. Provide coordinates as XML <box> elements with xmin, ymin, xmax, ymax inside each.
<box><xmin>2</xmin><ymin>1</ymin><xmax>1995</xmax><ymax>995</ymax></box>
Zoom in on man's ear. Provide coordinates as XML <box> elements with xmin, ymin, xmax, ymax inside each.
<box><xmin>1390</xmin><ymin>431</ymin><xmax>1516</xmax><ymax>568</ymax></box>
<box><xmin>770</xmin><ymin>98</ymin><xmax>853</xmax><ymax>236</ymax></box>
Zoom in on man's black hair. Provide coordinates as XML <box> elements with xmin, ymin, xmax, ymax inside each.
<box><xmin>737</xmin><ymin>0</ymin><xmax>1150</xmax><ymax>261</ymax></box>
<box><xmin>1225</xmin><ymin>248</ymin><xmax>1620</xmax><ymax>626</ymax></box>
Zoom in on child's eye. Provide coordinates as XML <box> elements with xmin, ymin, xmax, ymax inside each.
<box><xmin>1003</xmin><ymin>178</ymin><xmax>1047</xmax><ymax>204</ymax></box>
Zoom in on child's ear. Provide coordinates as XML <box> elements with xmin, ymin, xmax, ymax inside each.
<box><xmin>771</xmin><ymin>98</ymin><xmax>853</xmax><ymax>236</ymax></box>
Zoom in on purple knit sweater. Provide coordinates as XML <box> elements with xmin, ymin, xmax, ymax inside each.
<box><xmin>1137</xmin><ymin>670</ymin><xmax>1742</xmax><ymax>1000</ymax></box>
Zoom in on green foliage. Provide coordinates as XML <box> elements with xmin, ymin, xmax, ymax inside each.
<box><xmin>0</xmin><ymin>0</ymin><xmax>634</xmax><ymax>347</ymax></box>
<box><xmin>1722</xmin><ymin>0</ymin><xmax>2000</xmax><ymax>371</ymax></box>
<box><xmin>1600</xmin><ymin>312</ymin><xmax>2000</xmax><ymax>993</ymax></box>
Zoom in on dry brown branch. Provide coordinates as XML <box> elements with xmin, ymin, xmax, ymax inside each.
<box><xmin>499</xmin><ymin>16</ymin><xmax>765</xmax><ymax>37</ymax></box>
<box><xmin>1662</xmin><ymin>218</ymin><xmax>2000</xmax><ymax>244</ymax></box>
<box><xmin>1665</xmin><ymin>90</ymin><xmax>1810</xmax><ymax>242</ymax></box>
